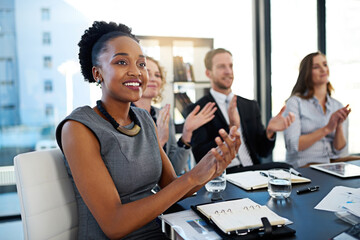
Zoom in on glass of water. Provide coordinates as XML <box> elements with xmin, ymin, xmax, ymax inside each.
<box><xmin>267</xmin><ymin>168</ymin><xmax>292</xmax><ymax>199</ymax></box>
<box><xmin>205</xmin><ymin>170</ymin><xmax>226</xmax><ymax>193</ymax></box>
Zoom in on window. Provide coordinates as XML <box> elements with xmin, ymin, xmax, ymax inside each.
<box><xmin>41</xmin><ymin>8</ymin><xmax>50</xmax><ymax>21</ymax></box>
<box><xmin>4</xmin><ymin>0</ymin><xmax>356</xmax><ymax>177</ymax></box>
<box><xmin>44</xmin><ymin>80</ymin><xmax>53</xmax><ymax>92</ymax></box>
<box><xmin>327</xmin><ymin>0</ymin><xmax>360</xmax><ymax>154</ymax></box>
<box><xmin>43</xmin><ymin>56</ymin><xmax>52</xmax><ymax>68</ymax></box>
<box><xmin>0</xmin><ymin>80</ymin><xmax>14</xmax><ymax>86</ymax></box>
<box><xmin>0</xmin><ymin>1</ymin><xmax>254</xmax><ymax>174</ymax></box>
<box><xmin>0</xmin><ymin>104</ymin><xmax>15</xmax><ymax>110</ymax></box>
<box><xmin>0</xmin><ymin>58</ymin><xmax>15</xmax><ymax>80</ymax></box>
<box><xmin>270</xmin><ymin>0</ymin><xmax>318</xmax><ymax>161</ymax></box>
<box><xmin>0</xmin><ymin>8</ymin><xmax>15</xmax><ymax>36</ymax></box>
<box><xmin>45</xmin><ymin>104</ymin><xmax>53</xmax><ymax>117</ymax></box>
<box><xmin>42</xmin><ymin>32</ymin><xmax>51</xmax><ymax>45</ymax></box>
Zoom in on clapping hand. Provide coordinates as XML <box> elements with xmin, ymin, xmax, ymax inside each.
<box><xmin>181</xmin><ymin>102</ymin><xmax>217</xmax><ymax>142</ymax></box>
<box><xmin>211</xmin><ymin>127</ymin><xmax>241</xmax><ymax>176</ymax></box>
<box><xmin>156</xmin><ymin>104</ymin><xmax>171</xmax><ymax>147</ymax></box>
<box><xmin>192</xmin><ymin>126</ymin><xmax>241</xmax><ymax>185</ymax></box>
<box><xmin>228</xmin><ymin>95</ymin><xmax>240</xmax><ymax>129</ymax></box>
<box><xmin>326</xmin><ymin>104</ymin><xmax>351</xmax><ymax>133</ymax></box>
<box><xmin>266</xmin><ymin>105</ymin><xmax>295</xmax><ymax>139</ymax></box>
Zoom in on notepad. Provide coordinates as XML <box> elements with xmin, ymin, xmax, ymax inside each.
<box><xmin>196</xmin><ymin>198</ymin><xmax>286</xmax><ymax>234</ymax></box>
<box><xmin>226</xmin><ymin>170</ymin><xmax>311</xmax><ymax>190</ymax></box>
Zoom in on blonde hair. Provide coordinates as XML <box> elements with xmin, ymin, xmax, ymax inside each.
<box><xmin>146</xmin><ymin>56</ymin><xmax>167</xmax><ymax>103</ymax></box>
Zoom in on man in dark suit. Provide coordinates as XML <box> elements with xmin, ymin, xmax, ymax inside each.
<box><xmin>187</xmin><ymin>48</ymin><xmax>295</xmax><ymax>173</ymax></box>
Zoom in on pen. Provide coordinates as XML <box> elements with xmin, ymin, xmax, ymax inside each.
<box><xmin>290</xmin><ymin>168</ymin><xmax>302</xmax><ymax>176</ymax></box>
<box><xmin>259</xmin><ymin>171</ymin><xmax>279</xmax><ymax>179</ymax></box>
<box><xmin>297</xmin><ymin>185</ymin><xmax>319</xmax><ymax>194</ymax></box>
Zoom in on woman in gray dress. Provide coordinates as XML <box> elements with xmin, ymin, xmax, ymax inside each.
<box><xmin>56</xmin><ymin>21</ymin><xmax>240</xmax><ymax>239</ymax></box>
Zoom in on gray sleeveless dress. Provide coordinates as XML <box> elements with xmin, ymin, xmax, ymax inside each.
<box><xmin>56</xmin><ymin>106</ymin><xmax>168</xmax><ymax>239</ymax></box>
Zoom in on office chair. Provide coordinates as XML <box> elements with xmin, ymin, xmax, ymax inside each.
<box><xmin>14</xmin><ymin>148</ymin><xmax>78</xmax><ymax>240</ymax></box>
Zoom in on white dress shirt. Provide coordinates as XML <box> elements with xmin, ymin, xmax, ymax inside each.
<box><xmin>210</xmin><ymin>89</ymin><xmax>253</xmax><ymax>167</ymax></box>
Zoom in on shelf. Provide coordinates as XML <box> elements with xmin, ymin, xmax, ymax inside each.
<box><xmin>137</xmin><ymin>35</ymin><xmax>213</xmax><ymax>133</ymax></box>
<box><xmin>171</xmin><ymin>81</ymin><xmax>210</xmax><ymax>84</ymax></box>
<box><xmin>137</xmin><ymin>35</ymin><xmax>213</xmax><ymax>48</ymax></box>
<box><xmin>172</xmin><ymin>81</ymin><xmax>211</xmax><ymax>90</ymax></box>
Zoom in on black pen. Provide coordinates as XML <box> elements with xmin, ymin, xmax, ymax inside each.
<box><xmin>259</xmin><ymin>171</ymin><xmax>268</xmax><ymax>177</ymax></box>
<box><xmin>259</xmin><ymin>171</ymin><xmax>279</xmax><ymax>179</ymax></box>
<box><xmin>297</xmin><ymin>186</ymin><xmax>320</xmax><ymax>194</ymax></box>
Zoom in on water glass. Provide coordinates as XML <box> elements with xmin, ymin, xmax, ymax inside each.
<box><xmin>205</xmin><ymin>170</ymin><xmax>226</xmax><ymax>193</ymax></box>
<box><xmin>267</xmin><ymin>168</ymin><xmax>292</xmax><ymax>199</ymax></box>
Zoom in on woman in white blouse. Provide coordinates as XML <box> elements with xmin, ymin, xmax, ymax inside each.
<box><xmin>284</xmin><ymin>51</ymin><xmax>351</xmax><ymax>168</ymax></box>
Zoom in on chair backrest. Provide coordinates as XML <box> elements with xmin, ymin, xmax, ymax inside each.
<box><xmin>14</xmin><ymin>148</ymin><xmax>78</xmax><ymax>240</ymax></box>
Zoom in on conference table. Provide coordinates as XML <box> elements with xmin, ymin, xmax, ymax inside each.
<box><xmin>166</xmin><ymin>160</ymin><xmax>360</xmax><ymax>239</ymax></box>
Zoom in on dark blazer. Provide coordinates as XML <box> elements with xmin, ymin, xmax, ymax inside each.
<box><xmin>188</xmin><ymin>93</ymin><xmax>275</xmax><ymax>165</ymax></box>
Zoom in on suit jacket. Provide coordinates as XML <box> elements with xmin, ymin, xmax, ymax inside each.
<box><xmin>188</xmin><ymin>93</ymin><xmax>275</xmax><ymax>165</ymax></box>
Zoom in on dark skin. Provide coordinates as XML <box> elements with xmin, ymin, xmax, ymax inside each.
<box><xmin>61</xmin><ymin>36</ymin><xmax>241</xmax><ymax>239</ymax></box>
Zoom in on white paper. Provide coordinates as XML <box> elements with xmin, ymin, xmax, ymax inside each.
<box><xmin>333</xmin><ymin>232</ymin><xmax>359</xmax><ymax>240</ymax></box>
<box><xmin>343</xmin><ymin>202</ymin><xmax>360</xmax><ymax>217</ymax></box>
<box><xmin>160</xmin><ymin>209</ymin><xmax>221</xmax><ymax>240</ymax></box>
<box><xmin>314</xmin><ymin>186</ymin><xmax>360</xmax><ymax>212</ymax></box>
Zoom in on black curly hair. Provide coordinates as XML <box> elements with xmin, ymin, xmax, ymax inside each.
<box><xmin>78</xmin><ymin>21</ymin><xmax>139</xmax><ymax>83</ymax></box>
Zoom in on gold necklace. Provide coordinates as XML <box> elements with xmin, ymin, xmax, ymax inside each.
<box><xmin>96</xmin><ymin>100</ymin><xmax>141</xmax><ymax>137</ymax></box>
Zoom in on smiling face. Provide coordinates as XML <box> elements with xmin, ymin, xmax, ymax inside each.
<box><xmin>311</xmin><ymin>54</ymin><xmax>329</xmax><ymax>86</ymax></box>
<box><xmin>93</xmin><ymin>36</ymin><xmax>148</xmax><ymax>103</ymax></box>
<box><xmin>207</xmin><ymin>52</ymin><xmax>234</xmax><ymax>95</ymax></box>
<box><xmin>141</xmin><ymin>59</ymin><xmax>163</xmax><ymax>100</ymax></box>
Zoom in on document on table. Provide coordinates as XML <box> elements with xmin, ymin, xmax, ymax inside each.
<box><xmin>314</xmin><ymin>186</ymin><xmax>360</xmax><ymax>213</ymax></box>
<box><xmin>160</xmin><ymin>209</ymin><xmax>222</xmax><ymax>240</ymax></box>
<box><xmin>226</xmin><ymin>170</ymin><xmax>311</xmax><ymax>190</ymax></box>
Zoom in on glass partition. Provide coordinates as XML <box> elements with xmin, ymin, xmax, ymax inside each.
<box><xmin>270</xmin><ymin>0</ymin><xmax>317</xmax><ymax>161</ymax></box>
<box><xmin>0</xmin><ymin>0</ymin><xmax>253</xmax><ymax>171</ymax></box>
<box><xmin>326</xmin><ymin>0</ymin><xmax>360</xmax><ymax>155</ymax></box>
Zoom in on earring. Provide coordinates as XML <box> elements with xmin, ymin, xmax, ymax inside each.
<box><xmin>96</xmin><ymin>78</ymin><xmax>101</xmax><ymax>86</ymax></box>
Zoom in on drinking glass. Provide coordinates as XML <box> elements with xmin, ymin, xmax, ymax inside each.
<box><xmin>205</xmin><ymin>170</ymin><xmax>226</xmax><ymax>194</ymax></box>
<box><xmin>267</xmin><ymin>168</ymin><xmax>292</xmax><ymax>199</ymax></box>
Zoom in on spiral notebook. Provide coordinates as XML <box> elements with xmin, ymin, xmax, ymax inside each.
<box><xmin>194</xmin><ymin>198</ymin><xmax>288</xmax><ymax>235</ymax></box>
